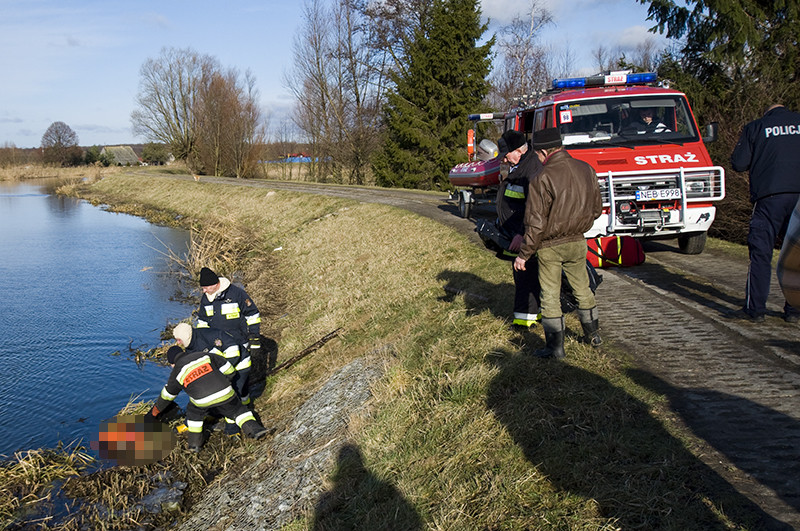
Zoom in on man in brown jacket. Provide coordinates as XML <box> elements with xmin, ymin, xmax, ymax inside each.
<box><xmin>513</xmin><ymin>127</ymin><xmax>603</xmax><ymax>358</ymax></box>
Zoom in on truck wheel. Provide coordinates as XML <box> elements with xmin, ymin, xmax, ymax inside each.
<box><xmin>458</xmin><ymin>190</ymin><xmax>472</xmax><ymax>218</ymax></box>
<box><xmin>678</xmin><ymin>232</ymin><xmax>707</xmax><ymax>254</ymax></box>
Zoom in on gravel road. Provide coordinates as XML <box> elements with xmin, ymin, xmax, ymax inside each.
<box><xmin>165</xmin><ymin>175</ymin><xmax>800</xmax><ymax>528</ymax></box>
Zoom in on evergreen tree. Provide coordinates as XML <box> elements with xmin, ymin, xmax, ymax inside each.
<box><xmin>640</xmin><ymin>0</ymin><xmax>799</xmax><ymax>114</ymax></box>
<box><xmin>640</xmin><ymin>0</ymin><xmax>800</xmax><ymax>243</ymax></box>
<box><xmin>373</xmin><ymin>0</ymin><xmax>493</xmax><ymax>189</ymax></box>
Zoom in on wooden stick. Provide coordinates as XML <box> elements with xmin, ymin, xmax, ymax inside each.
<box><xmin>267</xmin><ymin>328</ymin><xmax>343</xmax><ymax>376</ymax></box>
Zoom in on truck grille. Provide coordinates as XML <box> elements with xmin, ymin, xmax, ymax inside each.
<box><xmin>597</xmin><ymin>166</ymin><xmax>725</xmax><ymax>206</ymax></box>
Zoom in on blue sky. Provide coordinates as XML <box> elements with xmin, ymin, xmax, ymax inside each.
<box><xmin>0</xmin><ymin>0</ymin><xmax>668</xmax><ymax>149</ymax></box>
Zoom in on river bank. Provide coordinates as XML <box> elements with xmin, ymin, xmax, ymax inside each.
<box><xmin>4</xmin><ymin>169</ymin><xmax>773</xmax><ymax>529</ymax></box>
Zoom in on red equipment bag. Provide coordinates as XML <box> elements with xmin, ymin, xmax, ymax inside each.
<box><xmin>586</xmin><ymin>235</ymin><xmax>645</xmax><ymax>268</ymax></box>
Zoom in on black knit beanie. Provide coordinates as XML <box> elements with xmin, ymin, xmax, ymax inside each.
<box><xmin>166</xmin><ymin>345</ymin><xmax>184</xmax><ymax>364</ymax></box>
<box><xmin>199</xmin><ymin>267</ymin><xmax>219</xmax><ymax>287</ymax></box>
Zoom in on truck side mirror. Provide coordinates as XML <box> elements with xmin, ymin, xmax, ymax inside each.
<box><xmin>702</xmin><ymin>122</ymin><xmax>718</xmax><ymax>143</ymax></box>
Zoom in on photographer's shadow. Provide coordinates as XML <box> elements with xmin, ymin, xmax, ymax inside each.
<box><xmin>312</xmin><ymin>443</ymin><xmax>422</xmax><ymax>530</ymax></box>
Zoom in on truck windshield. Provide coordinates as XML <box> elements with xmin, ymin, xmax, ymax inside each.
<box><xmin>555</xmin><ymin>95</ymin><xmax>699</xmax><ymax>147</ymax></box>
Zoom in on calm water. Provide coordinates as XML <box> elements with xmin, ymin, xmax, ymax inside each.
<box><xmin>0</xmin><ymin>180</ymin><xmax>192</xmax><ymax>457</ymax></box>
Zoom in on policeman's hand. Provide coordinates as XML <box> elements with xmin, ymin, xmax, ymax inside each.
<box><xmin>513</xmin><ymin>256</ymin><xmax>526</xmax><ymax>272</ymax></box>
<box><xmin>147</xmin><ymin>405</ymin><xmax>161</xmax><ymax>420</ymax></box>
<box><xmin>509</xmin><ymin>234</ymin><xmax>523</xmax><ymax>252</ymax></box>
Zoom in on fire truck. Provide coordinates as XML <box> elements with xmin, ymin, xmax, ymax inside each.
<box><xmin>449</xmin><ymin>71</ymin><xmax>725</xmax><ymax>254</ymax></box>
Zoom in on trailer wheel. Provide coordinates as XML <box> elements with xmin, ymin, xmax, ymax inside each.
<box><xmin>458</xmin><ymin>190</ymin><xmax>472</xmax><ymax>218</ymax></box>
<box><xmin>678</xmin><ymin>232</ymin><xmax>707</xmax><ymax>254</ymax></box>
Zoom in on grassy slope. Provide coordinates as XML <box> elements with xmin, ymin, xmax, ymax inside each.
<box><xmin>69</xmin><ymin>172</ymin><xmax>764</xmax><ymax>530</ymax></box>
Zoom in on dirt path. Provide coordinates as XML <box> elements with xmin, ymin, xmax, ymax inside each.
<box><xmin>157</xmin><ymin>174</ymin><xmax>800</xmax><ymax>528</ymax></box>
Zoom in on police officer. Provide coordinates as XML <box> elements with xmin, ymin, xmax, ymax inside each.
<box><xmin>196</xmin><ymin>267</ymin><xmax>262</xmax><ymax>431</ymax></box>
<box><xmin>731</xmin><ymin>104</ymin><xmax>800</xmax><ymax>323</ymax></box>
<box><xmin>496</xmin><ymin>130</ymin><xmax>544</xmax><ymax>330</ymax></box>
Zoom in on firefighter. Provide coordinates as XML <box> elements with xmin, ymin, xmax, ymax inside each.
<box><xmin>149</xmin><ymin>346</ymin><xmax>268</xmax><ymax>452</ymax></box>
<box><xmin>496</xmin><ymin>129</ymin><xmax>544</xmax><ymax>330</ymax></box>
<box><xmin>172</xmin><ymin>322</ymin><xmax>237</xmax><ymax>378</ymax></box>
<box><xmin>196</xmin><ymin>267</ymin><xmax>262</xmax><ymax>431</ymax></box>
<box><xmin>730</xmin><ymin>104</ymin><xmax>800</xmax><ymax>323</ymax></box>
<box><xmin>174</xmin><ymin>322</ymin><xmax>252</xmax><ymax>435</ymax></box>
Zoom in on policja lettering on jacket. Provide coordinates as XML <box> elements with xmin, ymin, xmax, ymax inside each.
<box><xmin>765</xmin><ymin>124</ymin><xmax>800</xmax><ymax>138</ymax></box>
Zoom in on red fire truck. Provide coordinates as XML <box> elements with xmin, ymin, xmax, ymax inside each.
<box><xmin>449</xmin><ymin>71</ymin><xmax>725</xmax><ymax>254</ymax></box>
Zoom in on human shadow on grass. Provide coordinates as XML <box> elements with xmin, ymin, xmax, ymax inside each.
<box><xmin>628</xmin><ymin>368</ymin><xmax>800</xmax><ymax>524</ymax></box>
<box><xmin>312</xmin><ymin>443</ymin><xmax>422</xmax><ymax>531</ymax></box>
<box><xmin>486</xmin><ymin>352</ymin><xmax>791</xmax><ymax>529</ymax></box>
<box><xmin>436</xmin><ymin>268</ymin><xmax>597</xmax><ymax>330</ymax></box>
<box><xmin>436</xmin><ymin>269</ymin><xmax>515</xmax><ymax>322</ymax></box>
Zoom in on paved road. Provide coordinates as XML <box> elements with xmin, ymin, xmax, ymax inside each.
<box><xmin>164</xmin><ymin>175</ymin><xmax>800</xmax><ymax>528</ymax></box>
<box><xmin>600</xmin><ymin>242</ymin><xmax>800</xmax><ymax>528</ymax></box>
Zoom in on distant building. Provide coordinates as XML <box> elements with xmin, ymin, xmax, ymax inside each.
<box><xmin>101</xmin><ymin>146</ymin><xmax>140</xmax><ymax>166</ymax></box>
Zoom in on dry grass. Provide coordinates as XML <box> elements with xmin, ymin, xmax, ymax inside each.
<box><xmin>23</xmin><ymin>170</ymin><xmax>767</xmax><ymax>530</ymax></box>
<box><xmin>0</xmin><ymin>164</ymin><xmax>128</xmax><ymax>183</ymax></box>
<box><xmin>0</xmin><ymin>444</ymin><xmax>94</xmax><ymax>527</ymax></box>
<box><xmin>261</xmin><ymin>161</ymin><xmax>314</xmax><ymax>181</ymax></box>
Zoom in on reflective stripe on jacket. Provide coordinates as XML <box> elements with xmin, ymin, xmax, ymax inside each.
<box><xmin>196</xmin><ymin>277</ymin><xmax>261</xmax><ymax>342</ymax></box>
<box><xmin>155</xmin><ymin>350</ymin><xmax>238</xmax><ymax>413</ymax></box>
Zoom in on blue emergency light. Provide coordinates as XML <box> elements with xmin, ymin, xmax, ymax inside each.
<box><xmin>551</xmin><ymin>72</ymin><xmax>657</xmax><ymax>90</ymax></box>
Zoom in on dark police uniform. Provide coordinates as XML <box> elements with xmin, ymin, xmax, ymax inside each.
<box><xmin>496</xmin><ymin>146</ymin><xmax>544</xmax><ymax>327</ymax></box>
<box><xmin>731</xmin><ymin>105</ymin><xmax>800</xmax><ymax>321</ymax></box>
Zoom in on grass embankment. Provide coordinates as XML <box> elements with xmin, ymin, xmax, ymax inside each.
<box><xmin>45</xmin><ymin>170</ymin><xmax>766</xmax><ymax>529</ymax></box>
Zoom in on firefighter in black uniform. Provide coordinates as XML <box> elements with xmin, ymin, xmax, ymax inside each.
<box><xmin>196</xmin><ymin>267</ymin><xmax>261</xmax><ymax>429</ymax></box>
<box><xmin>496</xmin><ymin>130</ymin><xmax>544</xmax><ymax>329</ymax></box>
<box><xmin>173</xmin><ymin>322</ymin><xmax>237</xmax><ymax>379</ymax></box>
<box><xmin>149</xmin><ymin>346</ymin><xmax>268</xmax><ymax>452</ymax></box>
<box><xmin>731</xmin><ymin>104</ymin><xmax>800</xmax><ymax>323</ymax></box>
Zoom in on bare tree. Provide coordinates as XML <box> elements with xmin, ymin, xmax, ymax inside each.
<box><xmin>132</xmin><ymin>47</ymin><xmax>266</xmax><ymax>177</ymax></box>
<box><xmin>193</xmin><ymin>68</ymin><xmax>267</xmax><ymax>178</ymax></box>
<box><xmin>593</xmin><ymin>38</ymin><xmax>665</xmax><ymax>75</ymax></box>
<box><xmin>629</xmin><ymin>38</ymin><xmax>662</xmax><ymax>72</ymax></box>
<box><xmin>556</xmin><ymin>41</ymin><xmax>577</xmax><ymax>78</ymax></box>
<box><xmin>41</xmin><ymin>121</ymin><xmax>82</xmax><ymax>166</ymax></box>
<box><xmin>489</xmin><ymin>0</ymin><xmax>554</xmax><ymax>110</ymax></box>
<box><xmin>227</xmin><ymin>70</ymin><xmax>267</xmax><ymax>179</ymax></box>
<box><xmin>591</xmin><ymin>44</ymin><xmax>627</xmax><ymax>73</ymax></box>
<box><xmin>356</xmin><ymin>0</ymin><xmax>433</xmax><ymax>71</ymax></box>
<box><xmin>193</xmin><ymin>71</ymin><xmax>236</xmax><ymax>176</ymax></box>
<box><xmin>286</xmin><ymin>0</ymin><xmax>388</xmax><ymax>184</ymax></box>
<box><xmin>286</xmin><ymin>0</ymin><xmax>331</xmax><ymax>180</ymax></box>
<box><xmin>0</xmin><ymin>142</ymin><xmax>25</xmax><ymax>167</ymax></box>
<box><xmin>131</xmin><ymin>47</ymin><xmax>217</xmax><ymax>161</ymax></box>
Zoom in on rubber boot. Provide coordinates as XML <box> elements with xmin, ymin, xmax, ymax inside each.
<box><xmin>242</xmin><ymin>419</ymin><xmax>268</xmax><ymax>440</ymax></box>
<box><xmin>187</xmin><ymin>431</ymin><xmax>203</xmax><ymax>452</ymax></box>
<box><xmin>577</xmin><ymin>307</ymin><xmax>603</xmax><ymax>348</ymax></box>
<box><xmin>223</xmin><ymin>419</ymin><xmax>241</xmax><ymax>436</ymax></box>
<box><xmin>534</xmin><ymin>317</ymin><xmax>565</xmax><ymax>359</ymax></box>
